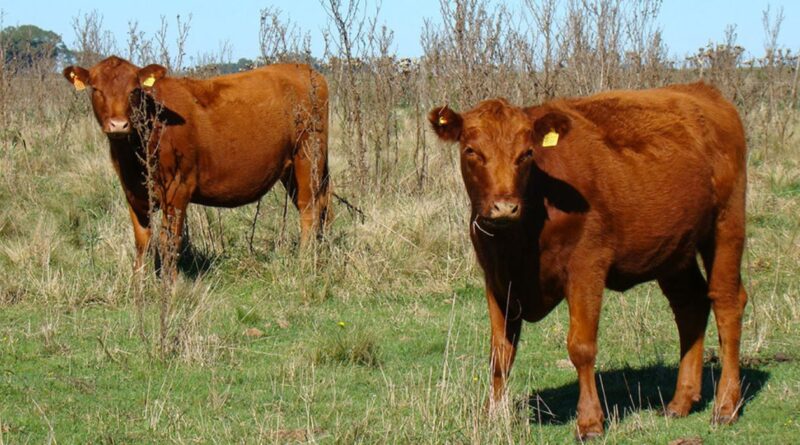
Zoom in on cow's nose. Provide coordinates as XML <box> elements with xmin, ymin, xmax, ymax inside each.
<box><xmin>105</xmin><ymin>118</ymin><xmax>130</xmax><ymax>134</ymax></box>
<box><xmin>489</xmin><ymin>200</ymin><xmax>520</xmax><ymax>221</ymax></box>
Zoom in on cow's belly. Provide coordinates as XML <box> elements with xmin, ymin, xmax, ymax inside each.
<box><xmin>192</xmin><ymin>175</ymin><xmax>283</xmax><ymax>207</ymax></box>
<box><xmin>599</xmin><ymin>158</ymin><xmax>715</xmax><ymax>288</ymax></box>
<box><xmin>192</xmin><ymin>142</ymin><xmax>291</xmax><ymax>208</ymax></box>
<box><xmin>183</xmin><ymin>100</ymin><xmax>296</xmax><ymax>207</ymax></box>
<box><xmin>606</xmin><ymin>209</ymin><xmax>713</xmax><ymax>290</ymax></box>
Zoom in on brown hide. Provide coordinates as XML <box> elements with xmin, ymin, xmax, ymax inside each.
<box><xmin>64</xmin><ymin>56</ymin><xmax>331</xmax><ymax>272</ymax></box>
<box><xmin>429</xmin><ymin>82</ymin><xmax>747</xmax><ymax>439</ymax></box>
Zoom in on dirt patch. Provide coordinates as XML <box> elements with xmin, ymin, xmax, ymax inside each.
<box><xmin>704</xmin><ymin>349</ymin><xmax>793</xmax><ymax>366</ymax></box>
<box><xmin>669</xmin><ymin>437</ymin><xmax>702</xmax><ymax>445</ymax></box>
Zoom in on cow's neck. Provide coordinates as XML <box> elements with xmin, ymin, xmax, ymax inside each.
<box><xmin>470</xmin><ymin>168</ymin><xmax>579</xmax><ymax>321</ymax></box>
<box><xmin>470</xmin><ymin>195</ymin><xmax>555</xmax><ymax>319</ymax></box>
<box><xmin>108</xmin><ymin>134</ymin><xmax>149</xmax><ymax>200</ymax></box>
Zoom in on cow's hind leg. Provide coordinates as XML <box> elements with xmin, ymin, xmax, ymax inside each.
<box><xmin>279</xmin><ymin>166</ymin><xmax>303</xmax><ymax>241</ymax></box>
<box><xmin>290</xmin><ymin>134</ymin><xmax>331</xmax><ymax>247</ymax></box>
<box><xmin>703</xmin><ymin>224</ymin><xmax>747</xmax><ymax>424</ymax></box>
<box><xmin>658</xmin><ymin>260</ymin><xmax>711</xmax><ymax>417</ymax></box>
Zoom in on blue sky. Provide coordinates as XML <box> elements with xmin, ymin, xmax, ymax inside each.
<box><xmin>1</xmin><ymin>1</ymin><xmax>797</xmax><ymax>63</ymax></box>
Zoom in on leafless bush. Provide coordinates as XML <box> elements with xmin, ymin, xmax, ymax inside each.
<box><xmin>156</xmin><ymin>14</ymin><xmax>191</xmax><ymax>72</ymax></box>
<box><xmin>127</xmin><ymin>86</ymin><xmax>220</xmax><ymax>362</ymax></box>
<box><xmin>0</xmin><ymin>10</ymin><xmax>8</xmax><ymax>123</ymax></box>
<box><xmin>322</xmin><ymin>0</ymin><xmax>370</xmax><ymax>189</ymax></box>
<box><xmin>754</xmin><ymin>6</ymin><xmax>797</xmax><ymax>158</ymax></box>
<box><xmin>685</xmin><ymin>26</ymin><xmax>746</xmax><ymax>100</ymax></box>
<box><xmin>524</xmin><ymin>0</ymin><xmax>560</xmax><ymax>99</ymax></box>
<box><xmin>71</xmin><ymin>10</ymin><xmax>116</xmax><ymax>66</ymax></box>
<box><xmin>620</xmin><ymin>0</ymin><xmax>669</xmax><ymax>88</ymax></box>
<box><xmin>357</xmin><ymin>25</ymin><xmax>402</xmax><ymax>192</ymax></box>
<box><xmin>421</xmin><ymin>0</ymin><xmax>531</xmax><ymax>108</ymax></box>
<box><xmin>259</xmin><ymin>7</ymin><xmax>312</xmax><ymax>64</ymax></box>
<box><xmin>124</xmin><ymin>15</ymin><xmax>191</xmax><ymax>71</ymax></box>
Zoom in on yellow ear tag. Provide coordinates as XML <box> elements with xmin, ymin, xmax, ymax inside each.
<box><xmin>438</xmin><ymin>116</ymin><xmax>448</xmax><ymax>126</ymax></box>
<box><xmin>73</xmin><ymin>79</ymin><xmax>86</xmax><ymax>91</ymax></box>
<box><xmin>142</xmin><ymin>75</ymin><xmax>156</xmax><ymax>88</ymax></box>
<box><xmin>542</xmin><ymin>130</ymin><xmax>559</xmax><ymax>147</ymax></box>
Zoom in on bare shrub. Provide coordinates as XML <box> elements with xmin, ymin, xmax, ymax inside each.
<box><xmin>685</xmin><ymin>26</ymin><xmax>746</xmax><ymax>101</ymax></box>
<box><xmin>321</xmin><ymin>0</ymin><xmax>370</xmax><ymax>189</ymax></box>
<box><xmin>122</xmin><ymin>15</ymin><xmax>191</xmax><ymax>71</ymax></box>
<box><xmin>421</xmin><ymin>0</ymin><xmax>531</xmax><ymax>107</ymax></box>
<box><xmin>753</xmin><ymin>6</ymin><xmax>797</xmax><ymax>159</ymax></box>
<box><xmin>71</xmin><ymin>10</ymin><xmax>115</xmax><ymax>66</ymax></box>
<box><xmin>0</xmin><ymin>10</ymin><xmax>9</xmax><ymax>123</ymax></box>
<box><xmin>259</xmin><ymin>7</ymin><xmax>312</xmax><ymax>64</ymax></box>
<box><xmin>156</xmin><ymin>14</ymin><xmax>191</xmax><ymax>72</ymax></box>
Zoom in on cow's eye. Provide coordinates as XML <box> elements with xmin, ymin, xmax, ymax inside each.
<box><xmin>463</xmin><ymin>146</ymin><xmax>485</xmax><ymax>163</ymax></box>
<box><xmin>516</xmin><ymin>149</ymin><xmax>533</xmax><ymax>165</ymax></box>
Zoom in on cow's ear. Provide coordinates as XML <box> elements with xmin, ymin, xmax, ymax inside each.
<box><xmin>63</xmin><ymin>66</ymin><xmax>90</xmax><ymax>91</ymax></box>
<box><xmin>137</xmin><ymin>64</ymin><xmax>167</xmax><ymax>88</ymax></box>
<box><xmin>532</xmin><ymin>111</ymin><xmax>572</xmax><ymax>148</ymax></box>
<box><xmin>428</xmin><ymin>105</ymin><xmax>463</xmax><ymax>142</ymax></box>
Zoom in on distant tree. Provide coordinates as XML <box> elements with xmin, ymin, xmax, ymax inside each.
<box><xmin>219</xmin><ymin>57</ymin><xmax>256</xmax><ymax>74</ymax></box>
<box><xmin>235</xmin><ymin>57</ymin><xmax>255</xmax><ymax>71</ymax></box>
<box><xmin>0</xmin><ymin>24</ymin><xmax>68</xmax><ymax>67</ymax></box>
<box><xmin>195</xmin><ymin>58</ymin><xmax>257</xmax><ymax>76</ymax></box>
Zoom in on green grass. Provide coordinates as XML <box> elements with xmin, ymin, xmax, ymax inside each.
<box><xmin>2</xmin><ymin>280</ymin><xmax>799</xmax><ymax>444</ymax></box>
<box><xmin>1</xmin><ymin>90</ymin><xmax>800</xmax><ymax>444</ymax></box>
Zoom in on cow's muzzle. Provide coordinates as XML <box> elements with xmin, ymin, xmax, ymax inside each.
<box><xmin>103</xmin><ymin>118</ymin><xmax>131</xmax><ymax>137</ymax></box>
<box><xmin>482</xmin><ymin>199</ymin><xmax>521</xmax><ymax>226</ymax></box>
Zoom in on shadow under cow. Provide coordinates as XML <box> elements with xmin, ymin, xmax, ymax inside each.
<box><xmin>177</xmin><ymin>242</ymin><xmax>217</xmax><ymax>278</ymax></box>
<box><xmin>152</xmin><ymin>227</ymin><xmax>218</xmax><ymax>279</ymax></box>
<box><xmin>524</xmin><ymin>362</ymin><xmax>771</xmax><ymax>425</ymax></box>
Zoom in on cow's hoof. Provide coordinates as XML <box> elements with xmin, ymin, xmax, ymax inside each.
<box><xmin>660</xmin><ymin>405</ymin><xmax>689</xmax><ymax>418</ymax></box>
<box><xmin>711</xmin><ymin>412</ymin><xmax>739</xmax><ymax>425</ymax></box>
<box><xmin>575</xmin><ymin>422</ymin><xmax>604</xmax><ymax>443</ymax></box>
<box><xmin>575</xmin><ymin>431</ymin><xmax>602</xmax><ymax>442</ymax></box>
<box><xmin>660</xmin><ymin>407</ymin><xmax>679</xmax><ymax>418</ymax></box>
<box><xmin>574</xmin><ymin>411</ymin><xmax>604</xmax><ymax>442</ymax></box>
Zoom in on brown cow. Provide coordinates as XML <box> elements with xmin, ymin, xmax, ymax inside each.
<box><xmin>429</xmin><ymin>82</ymin><xmax>747</xmax><ymax>439</ymax></box>
<box><xmin>63</xmin><ymin>56</ymin><xmax>331</xmax><ymax>273</ymax></box>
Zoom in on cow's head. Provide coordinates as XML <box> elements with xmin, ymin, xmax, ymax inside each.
<box><xmin>429</xmin><ymin>99</ymin><xmax>544</xmax><ymax>228</ymax></box>
<box><xmin>63</xmin><ymin>56</ymin><xmax>167</xmax><ymax>138</ymax></box>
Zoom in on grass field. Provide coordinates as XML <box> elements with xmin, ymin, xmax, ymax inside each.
<box><xmin>1</xmin><ymin>79</ymin><xmax>800</xmax><ymax>444</ymax></box>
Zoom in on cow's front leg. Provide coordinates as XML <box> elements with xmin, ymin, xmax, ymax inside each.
<box><xmin>486</xmin><ymin>284</ymin><xmax>522</xmax><ymax>412</ymax></box>
<box><xmin>159</xmin><ymin>181</ymin><xmax>192</xmax><ymax>282</ymax></box>
<box><xmin>126</xmin><ymin>203</ymin><xmax>151</xmax><ymax>274</ymax></box>
<box><xmin>566</xmin><ymin>254</ymin><xmax>610</xmax><ymax>440</ymax></box>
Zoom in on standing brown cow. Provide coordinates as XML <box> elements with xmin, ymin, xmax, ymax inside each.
<box><xmin>64</xmin><ymin>56</ymin><xmax>331</xmax><ymax>273</ymax></box>
<box><xmin>429</xmin><ymin>82</ymin><xmax>747</xmax><ymax>439</ymax></box>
